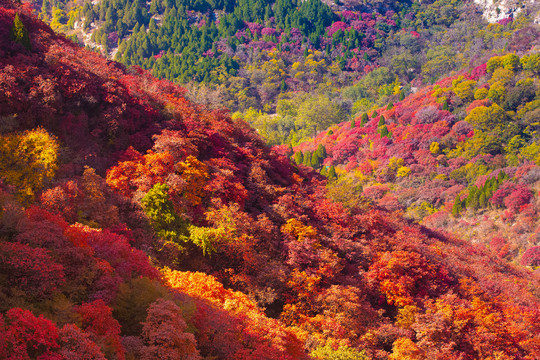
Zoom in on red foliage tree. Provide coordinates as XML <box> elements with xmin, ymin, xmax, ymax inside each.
<box><xmin>140</xmin><ymin>299</ymin><xmax>201</xmax><ymax>360</ymax></box>
<box><xmin>76</xmin><ymin>300</ymin><xmax>125</xmax><ymax>360</ymax></box>
<box><xmin>0</xmin><ymin>241</ymin><xmax>65</xmax><ymax>299</ymax></box>
<box><xmin>367</xmin><ymin>250</ymin><xmax>451</xmax><ymax>307</ymax></box>
<box><xmin>58</xmin><ymin>324</ymin><xmax>106</xmax><ymax>360</ymax></box>
<box><xmin>521</xmin><ymin>246</ymin><xmax>540</xmax><ymax>267</ymax></box>
<box><xmin>0</xmin><ymin>308</ymin><xmax>61</xmax><ymax>360</ymax></box>
<box><xmin>64</xmin><ymin>224</ymin><xmax>158</xmax><ymax>280</ymax></box>
<box><xmin>504</xmin><ymin>185</ymin><xmax>532</xmax><ymax>211</ymax></box>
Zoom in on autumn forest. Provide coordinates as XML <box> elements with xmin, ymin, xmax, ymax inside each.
<box><xmin>2</xmin><ymin>0</ymin><xmax>540</xmax><ymax>358</ymax></box>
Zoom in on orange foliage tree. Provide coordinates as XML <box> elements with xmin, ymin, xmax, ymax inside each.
<box><xmin>163</xmin><ymin>269</ymin><xmax>307</xmax><ymax>360</ymax></box>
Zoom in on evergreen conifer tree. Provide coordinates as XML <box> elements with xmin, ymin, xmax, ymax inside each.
<box><xmin>311</xmin><ymin>152</ymin><xmax>321</xmax><ymax>168</ymax></box>
<box><xmin>303</xmin><ymin>151</ymin><xmax>312</xmax><ymax>166</ymax></box>
<box><xmin>361</xmin><ymin>113</ymin><xmax>368</xmax><ymax>126</ymax></box>
<box><xmin>280</xmin><ymin>79</ymin><xmax>288</xmax><ymax>91</ymax></box>
<box><xmin>294</xmin><ymin>151</ymin><xmax>303</xmax><ymax>164</ymax></box>
<box><xmin>466</xmin><ymin>187</ymin><xmax>479</xmax><ymax>210</ymax></box>
<box><xmin>479</xmin><ymin>191</ymin><xmax>487</xmax><ymax>208</ymax></box>
<box><xmin>379</xmin><ymin>125</ymin><xmax>390</xmax><ymax>138</ymax></box>
<box><xmin>287</xmin><ymin>144</ymin><xmax>294</xmax><ymax>158</ymax></box>
<box><xmin>315</xmin><ymin>144</ymin><xmax>327</xmax><ymax>159</ymax></box>
<box><xmin>497</xmin><ymin>171</ymin><xmax>507</xmax><ymax>185</ymax></box>
<box><xmin>491</xmin><ymin>179</ymin><xmax>499</xmax><ymax>195</ymax></box>
<box><xmin>452</xmin><ymin>195</ymin><xmax>462</xmax><ymax>217</ymax></box>
<box><xmin>327</xmin><ymin>165</ymin><xmax>337</xmax><ymax>180</ymax></box>
<box><xmin>11</xmin><ymin>13</ymin><xmax>31</xmax><ymax>50</ymax></box>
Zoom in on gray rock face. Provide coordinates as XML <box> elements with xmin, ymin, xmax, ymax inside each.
<box><xmin>473</xmin><ymin>0</ymin><xmax>539</xmax><ymax>23</ymax></box>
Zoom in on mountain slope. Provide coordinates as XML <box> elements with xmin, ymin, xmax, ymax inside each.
<box><xmin>1</xmin><ymin>1</ymin><xmax>540</xmax><ymax>359</ymax></box>
<box><xmin>294</xmin><ymin>54</ymin><xmax>540</xmax><ymax>268</ymax></box>
<box><xmin>32</xmin><ymin>0</ymin><xmax>540</xmax><ymax>150</ymax></box>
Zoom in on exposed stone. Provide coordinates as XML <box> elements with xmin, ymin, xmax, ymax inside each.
<box><xmin>473</xmin><ymin>0</ymin><xmax>539</xmax><ymax>23</ymax></box>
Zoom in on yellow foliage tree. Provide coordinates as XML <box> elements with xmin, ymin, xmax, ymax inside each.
<box><xmin>464</xmin><ymin>103</ymin><xmax>508</xmax><ymax>132</ymax></box>
<box><xmin>474</xmin><ymin>88</ymin><xmax>488</xmax><ymax>100</ymax></box>
<box><xmin>489</xmin><ymin>67</ymin><xmax>513</xmax><ymax>86</ymax></box>
<box><xmin>487</xmin><ymin>53</ymin><xmax>519</xmax><ymax>73</ymax></box>
<box><xmin>521</xmin><ymin>53</ymin><xmax>540</xmax><ymax>74</ymax></box>
<box><xmin>396</xmin><ymin>305</ymin><xmax>419</xmax><ymax>329</ymax></box>
<box><xmin>281</xmin><ymin>218</ymin><xmax>317</xmax><ymax>242</ymax></box>
<box><xmin>397</xmin><ymin>166</ymin><xmax>411</xmax><ymax>178</ymax></box>
<box><xmin>520</xmin><ymin>142</ymin><xmax>540</xmax><ymax>165</ymax></box>
<box><xmin>487</xmin><ymin>82</ymin><xmax>506</xmax><ymax>104</ymax></box>
<box><xmin>0</xmin><ymin>128</ymin><xmax>58</xmax><ymax>201</ymax></box>
<box><xmin>430</xmin><ymin>142</ymin><xmax>440</xmax><ymax>154</ymax></box>
<box><xmin>453</xmin><ymin>78</ymin><xmax>477</xmax><ymax>101</ymax></box>
<box><xmin>388</xmin><ymin>157</ymin><xmax>404</xmax><ymax>171</ymax></box>
<box><xmin>486</xmin><ymin>56</ymin><xmax>503</xmax><ymax>73</ymax></box>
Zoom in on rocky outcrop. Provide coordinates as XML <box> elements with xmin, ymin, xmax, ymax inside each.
<box><xmin>473</xmin><ymin>0</ymin><xmax>539</xmax><ymax>23</ymax></box>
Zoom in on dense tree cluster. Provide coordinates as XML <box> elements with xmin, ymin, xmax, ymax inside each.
<box><xmin>295</xmin><ymin>49</ymin><xmax>540</xmax><ymax>266</ymax></box>
<box><xmin>2</xmin><ymin>1</ymin><xmax>540</xmax><ymax>359</ymax></box>
<box><xmin>34</xmin><ymin>0</ymin><xmax>538</xmax><ymax>149</ymax></box>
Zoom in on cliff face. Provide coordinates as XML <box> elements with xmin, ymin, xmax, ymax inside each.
<box><xmin>473</xmin><ymin>0</ymin><xmax>540</xmax><ymax>23</ymax></box>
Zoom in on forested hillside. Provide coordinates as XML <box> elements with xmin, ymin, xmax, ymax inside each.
<box><xmin>33</xmin><ymin>0</ymin><xmax>540</xmax><ymax>145</ymax></box>
<box><xmin>293</xmin><ymin>52</ymin><xmax>540</xmax><ymax>269</ymax></box>
<box><xmin>2</xmin><ymin>0</ymin><xmax>540</xmax><ymax>359</ymax></box>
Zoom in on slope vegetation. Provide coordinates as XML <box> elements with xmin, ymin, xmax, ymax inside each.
<box><xmin>1</xmin><ymin>2</ymin><xmax>540</xmax><ymax>359</ymax></box>
<box><xmin>295</xmin><ymin>53</ymin><xmax>540</xmax><ymax>269</ymax></box>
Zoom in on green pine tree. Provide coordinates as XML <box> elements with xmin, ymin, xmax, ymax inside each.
<box><xmin>479</xmin><ymin>191</ymin><xmax>487</xmax><ymax>208</ymax></box>
<box><xmin>303</xmin><ymin>151</ymin><xmax>312</xmax><ymax>166</ymax></box>
<box><xmin>351</xmin><ymin>119</ymin><xmax>356</xmax><ymax>128</ymax></box>
<box><xmin>497</xmin><ymin>171</ymin><xmax>507</xmax><ymax>185</ymax></box>
<box><xmin>452</xmin><ymin>195</ymin><xmax>462</xmax><ymax>217</ymax></box>
<box><xmin>386</xmin><ymin>103</ymin><xmax>393</xmax><ymax>110</ymax></box>
<box><xmin>360</xmin><ymin>113</ymin><xmax>368</xmax><ymax>126</ymax></box>
<box><xmin>293</xmin><ymin>151</ymin><xmax>303</xmax><ymax>164</ymax></box>
<box><xmin>466</xmin><ymin>187</ymin><xmax>479</xmax><ymax>211</ymax></box>
<box><xmin>378</xmin><ymin>115</ymin><xmax>386</xmax><ymax>127</ymax></box>
<box><xmin>399</xmin><ymin>92</ymin><xmax>405</xmax><ymax>101</ymax></box>
<box><xmin>11</xmin><ymin>13</ymin><xmax>31</xmax><ymax>50</ymax></box>
<box><xmin>311</xmin><ymin>152</ymin><xmax>321</xmax><ymax>168</ymax></box>
<box><xmin>379</xmin><ymin>125</ymin><xmax>389</xmax><ymax>138</ymax></box>
<box><xmin>287</xmin><ymin>144</ymin><xmax>294</xmax><ymax>157</ymax></box>
<box><xmin>315</xmin><ymin>144</ymin><xmax>327</xmax><ymax>159</ymax></box>
<box><xmin>491</xmin><ymin>178</ymin><xmax>499</xmax><ymax>195</ymax></box>
<box><xmin>280</xmin><ymin>79</ymin><xmax>288</xmax><ymax>91</ymax></box>
<box><xmin>327</xmin><ymin>165</ymin><xmax>337</xmax><ymax>180</ymax></box>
